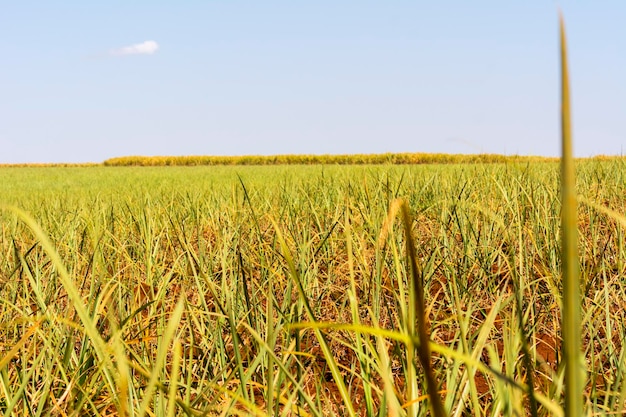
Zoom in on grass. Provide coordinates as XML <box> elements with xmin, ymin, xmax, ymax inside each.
<box><xmin>1</xmin><ymin>159</ymin><xmax>626</xmax><ymax>415</ymax></box>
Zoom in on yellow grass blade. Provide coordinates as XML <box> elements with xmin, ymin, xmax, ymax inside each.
<box><xmin>0</xmin><ymin>319</ymin><xmax>42</xmax><ymax>370</ymax></box>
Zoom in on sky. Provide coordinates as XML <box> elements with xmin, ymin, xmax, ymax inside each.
<box><xmin>1</xmin><ymin>1</ymin><xmax>624</xmax><ymax>163</ymax></box>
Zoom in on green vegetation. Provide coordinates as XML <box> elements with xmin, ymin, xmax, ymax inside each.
<box><xmin>2</xmin><ymin>160</ymin><xmax>626</xmax><ymax>416</ymax></box>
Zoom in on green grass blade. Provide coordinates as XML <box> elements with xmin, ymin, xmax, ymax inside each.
<box><xmin>399</xmin><ymin>200</ymin><xmax>446</xmax><ymax>417</ymax></box>
<box><xmin>137</xmin><ymin>298</ymin><xmax>185</xmax><ymax>417</ymax></box>
<box><xmin>167</xmin><ymin>340</ymin><xmax>182</xmax><ymax>417</ymax></box>
<box><xmin>559</xmin><ymin>12</ymin><xmax>584</xmax><ymax>417</ymax></box>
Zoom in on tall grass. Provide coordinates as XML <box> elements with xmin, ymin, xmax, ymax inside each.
<box><xmin>1</xmin><ymin>159</ymin><xmax>625</xmax><ymax>415</ymax></box>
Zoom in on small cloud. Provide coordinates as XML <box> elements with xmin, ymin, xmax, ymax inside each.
<box><xmin>110</xmin><ymin>40</ymin><xmax>159</xmax><ymax>56</ymax></box>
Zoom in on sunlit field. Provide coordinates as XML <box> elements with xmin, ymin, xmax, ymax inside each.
<box><xmin>2</xmin><ymin>160</ymin><xmax>626</xmax><ymax>416</ymax></box>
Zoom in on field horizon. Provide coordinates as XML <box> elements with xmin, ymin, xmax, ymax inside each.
<box><xmin>4</xmin><ymin>150</ymin><xmax>624</xmax><ymax>168</ymax></box>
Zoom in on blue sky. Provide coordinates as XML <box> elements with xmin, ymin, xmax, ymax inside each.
<box><xmin>1</xmin><ymin>1</ymin><xmax>624</xmax><ymax>163</ymax></box>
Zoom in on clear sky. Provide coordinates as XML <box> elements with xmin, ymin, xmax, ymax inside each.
<box><xmin>1</xmin><ymin>1</ymin><xmax>624</xmax><ymax>163</ymax></box>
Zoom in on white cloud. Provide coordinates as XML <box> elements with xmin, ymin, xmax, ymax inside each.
<box><xmin>110</xmin><ymin>40</ymin><xmax>159</xmax><ymax>56</ymax></box>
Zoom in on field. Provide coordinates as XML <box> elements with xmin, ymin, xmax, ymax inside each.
<box><xmin>1</xmin><ymin>161</ymin><xmax>626</xmax><ymax>416</ymax></box>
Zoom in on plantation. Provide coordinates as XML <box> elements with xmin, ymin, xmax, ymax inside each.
<box><xmin>102</xmin><ymin>153</ymin><xmax>555</xmax><ymax>167</ymax></box>
<box><xmin>1</xmin><ymin>161</ymin><xmax>626</xmax><ymax>416</ymax></box>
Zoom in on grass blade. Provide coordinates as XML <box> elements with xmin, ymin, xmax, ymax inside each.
<box><xmin>559</xmin><ymin>12</ymin><xmax>584</xmax><ymax>417</ymax></box>
<box><xmin>137</xmin><ymin>297</ymin><xmax>185</xmax><ymax>417</ymax></box>
<box><xmin>399</xmin><ymin>199</ymin><xmax>446</xmax><ymax>417</ymax></box>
